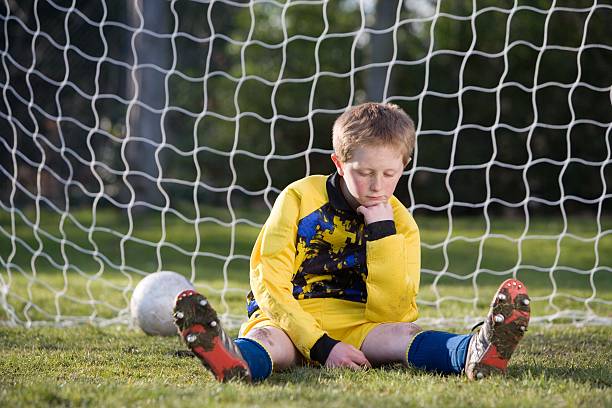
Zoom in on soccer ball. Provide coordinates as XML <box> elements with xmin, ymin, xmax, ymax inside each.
<box><xmin>130</xmin><ymin>271</ymin><xmax>195</xmax><ymax>336</ymax></box>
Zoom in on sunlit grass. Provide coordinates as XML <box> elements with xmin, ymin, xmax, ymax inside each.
<box><xmin>1</xmin><ymin>209</ymin><xmax>610</xmax><ymax>406</ymax></box>
<box><xmin>0</xmin><ymin>325</ymin><xmax>610</xmax><ymax>407</ymax></box>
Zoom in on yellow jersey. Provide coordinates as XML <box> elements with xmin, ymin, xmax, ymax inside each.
<box><xmin>247</xmin><ymin>173</ymin><xmax>421</xmax><ymax>360</ymax></box>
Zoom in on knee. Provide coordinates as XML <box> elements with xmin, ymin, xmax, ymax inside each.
<box><xmin>245</xmin><ymin>327</ymin><xmax>298</xmax><ymax>370</ymax></box>
<box><xmin>245</xmin><ymin>328</ymin><xmax>275</xmax><ymax>355</ymax></box>
<box><xmin>403</xmin><ymin>322</ymin><xmax>422</xmax><ymax>338</ymax></box>
<box><xmin>246</xmin><ymin>327</ymin><xmax>274</xmax><ymax>344</ymax></box>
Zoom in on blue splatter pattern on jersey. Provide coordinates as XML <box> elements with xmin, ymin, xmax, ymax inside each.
<box><xmin>292</xmin><ymin>203</ymin><xmax>367</xmax><ymax>302</ymax></box>
<box><xmin>246</xmin><ymin>173</ymin><xmax>370</xmax><ymax>317</ymax></box>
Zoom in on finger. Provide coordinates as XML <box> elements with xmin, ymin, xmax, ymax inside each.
<box><xmin>361</xmin><ymin>358</ymin><xmax>372</xmax><ymax>369</ymax></box>
<box><xmin>327</xmin><ymin>359</ymin><xmax>345</xmax><ymax>369</ymax></box>
<box><xmin>346</xmin><ymin>361</ymin><xmax>363</xmax><ymax>370</ymax></box>
<box><xmin>346</xmin><ymin>350</ymin><xmax>370</xmax><ymax>368</ymax></box>
<box><xmin>350</xmin><ymin>347</ymin><xmax>365</xmax><ymax>358</ymax></box>
<box><xmin>356</xmin><ymin>206</ymin><xmax>366</xmax><ymax>215</ymax></box>
<box><xmin>354</xmin><ymin>355</ymin><xmax>371</xmax><ymax>368</ymax></box>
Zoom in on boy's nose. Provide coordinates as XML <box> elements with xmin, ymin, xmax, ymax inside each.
<box><xmin>370</xmin><ymin>175</ymin><xmax>382</xmax><ymax>191</ymax></box>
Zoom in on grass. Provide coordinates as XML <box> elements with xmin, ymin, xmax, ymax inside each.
<box><xmin>0</xmin><ymin>208</ymin><xmax>611</xmax><ymax>406</ymax></box>
<box><xmin>0</xmin><ymin>325</ymin><xmax>610</xmax><ymax>407</ymax></box>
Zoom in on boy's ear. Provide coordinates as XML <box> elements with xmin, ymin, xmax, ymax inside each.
<box><xmin>330</xmin><ymin>153</ymin><xmax>344</xmax><ymax>176</ymax></box>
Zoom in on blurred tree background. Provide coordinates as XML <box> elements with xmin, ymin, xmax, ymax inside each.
<box><xmin>1</xmin><ymin>0</ymin><xmax>610</xmax><ymax>218</ymax></box>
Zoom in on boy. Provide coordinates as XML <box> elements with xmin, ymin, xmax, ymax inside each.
<box><xmin>173</xmin><ymin>102</ymin><xmax>531</xmax><ymax>382</ymax></box>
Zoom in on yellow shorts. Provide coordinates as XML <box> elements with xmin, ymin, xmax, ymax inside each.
<box><xmin>239</xmin><ymin>298</ymin><xmax>382</xmax><ymax>351</ymax></box>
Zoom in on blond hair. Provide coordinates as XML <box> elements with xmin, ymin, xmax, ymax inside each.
<box><xmin>332</xmin><ymin>102</ymin><xmax>416</xmax><ymax>164</ymax></box>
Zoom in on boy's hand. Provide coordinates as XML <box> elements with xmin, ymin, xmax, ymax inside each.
<box><xmin>357</xmin><ymin>202</ymin><xmax>394</xmax><ymax>225</ymax></box>
<box><xmin>325</xmin><ymin>342</ymin><xmax>371</xmax><ymax>370</ymax></box>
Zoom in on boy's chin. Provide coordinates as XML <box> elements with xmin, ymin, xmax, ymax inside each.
<box><xmin>359</xmin><ymin>198</ymin><xmax>387</xmax><ymax>207</ymax></box>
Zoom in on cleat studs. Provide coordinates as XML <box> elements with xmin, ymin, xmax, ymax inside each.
<box><xmin>507</xmin><ymin>283</ymin><xmax>511</xmax><ymax>287</ymax></box>
<box><xmin>174</xmin><ymin>311</ymin><xmax>184</xmax><ymax>319</ymax></box>
<box><xmin>494</xmin><ymin>314</ymin><xmax>505</xmax><ymax>323</ymax></box>
<box><xmin>498</xmin><ymin>293</ymin><xmax>507</xmax><ymax>301</ymax></box>
<box><xmin>518</xmin><ymin>284</ymin><xmax>522</xmax><ymax>289</ymax></box>
<box><xmin>476</xmin><ymin>372</ymin><xmax>484</xmax><ymax>379</ymax></box>
<box><xmin>186</xmin><ymin>333</ymin><xmax>197</xmax><ymax>343</ymax></box>
<box><xmin>209</xmin><ymin>321</ymin><xmax>217</xmax><ymax>327</ymax></box>
<box><xmin>512</xmin><ymin>281</ymin><xmax>517</xmax><ymax>286</ymax></box>
<box><xmin>520</xmin><ymin>326</ymin><xmax>526</xmax><ymax>332</ymax></box>
<box><xmin>199</xmin><ymin>299</ymin><xmax>208</xmax><ymax>307</ymax></box>
<box><xmin>522</xmin><ymin>299</ymin><xmax>530</xmax><ymax>306</ymax></box>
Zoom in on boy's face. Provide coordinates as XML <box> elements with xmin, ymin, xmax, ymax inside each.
<box><xmin>331</xmin><ymin>144</ymin><xmax>406</xmax><ymax>208</ymax></box>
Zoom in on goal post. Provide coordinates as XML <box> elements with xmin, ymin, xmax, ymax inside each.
<box><xmin>0</xmin><ymin>0</ymin><xmax>610</xmax><ymax>329</ymax></box>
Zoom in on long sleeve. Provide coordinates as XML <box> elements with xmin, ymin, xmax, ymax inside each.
<box><xmin>249</xmin><ymin>187</ymin><xmax>328</xmax><ymax>360</ymax></box>
<box><xmin>364</xmin><ymin>198</ymin><xmax>421</xmax><ymax>323</ymax></box>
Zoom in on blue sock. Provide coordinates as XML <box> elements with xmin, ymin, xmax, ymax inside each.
<box><xmin>406</xmin><ymin>331</ymin><xmax>472</xmax><ymax>374</ymax></box>
<box><xmin>234</xmin><ymin>337</ymin><xmax>273</xmax><ymax>381</ymax></box>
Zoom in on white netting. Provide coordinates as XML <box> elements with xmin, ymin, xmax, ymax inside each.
<box><xmin>0</xmin><ymin>0</ymin><xmax>610</xmax><ymax>329</ymax></box>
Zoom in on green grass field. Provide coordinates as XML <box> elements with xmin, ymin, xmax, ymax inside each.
<box><xmin>0</xmin><ymin>325</ymin><xmax>610</xmax><ymax>407</ymax></box>
<box><xmin>1</xmin><ymin>209</ymin><xmax>611</xmax><ymax>406</ymax></box>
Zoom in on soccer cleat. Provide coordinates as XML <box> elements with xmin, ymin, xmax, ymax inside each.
<box><xmin>465</xmin><ymin>278</ymin><xmax>531</xmax><ymax>380</ymax></box>
<box><xmin>173</xmin><ymin>290</ymin><xmax>251</xmax><ymax>382</ymax></box>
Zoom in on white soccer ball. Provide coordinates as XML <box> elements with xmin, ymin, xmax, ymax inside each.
<box><xmin>130</xmin><ymin>271</ymin><xmax>195</xmax><ymax>336</ymax></box>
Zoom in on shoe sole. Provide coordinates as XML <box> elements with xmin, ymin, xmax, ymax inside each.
<box><xmin>173</xmin><ymin>290</ymin><xmax>250</xmax><ymax>382</ymax></box>
<box><xmin>471</xmin><ymin>278</ymin><xmax>531</xmax><ymax>379</ymax></box>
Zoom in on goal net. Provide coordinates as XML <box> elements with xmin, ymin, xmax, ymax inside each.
<box><xmin>1</xmin><ymin>0</ymin><xmax>610</xmax><ymax>329</ymax></box>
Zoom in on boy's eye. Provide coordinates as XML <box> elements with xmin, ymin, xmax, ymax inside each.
<box><xmin>384</xmin><ymin>172</ymin><xmax>396</xmax><ymax>177</ymax></box>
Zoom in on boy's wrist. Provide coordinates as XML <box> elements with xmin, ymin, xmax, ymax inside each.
<box><xmin>310</xmin><ymin>333</ymin><xmax>340</xmax><ymax>365</ymax></box>
<box><xmin>366</xmin><ymin>220</ymin><xmax>396</xmax><ymax>241</ymax></box>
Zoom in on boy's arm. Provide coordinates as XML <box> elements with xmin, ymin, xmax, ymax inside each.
<box><xmin>358</xmin><ymin>200</ymin><xmax>421</xmax><ymax>323</ymax></box>
<box><xmin>250</xmin><ymin>187</ymin><xmax>337</xmax><ymax>362</ymax></box>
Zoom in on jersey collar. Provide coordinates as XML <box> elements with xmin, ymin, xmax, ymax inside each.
<box><xmin>326</xmin><ymin>172</ymin><xmax>355</xmax><ymax>213</ymax></box>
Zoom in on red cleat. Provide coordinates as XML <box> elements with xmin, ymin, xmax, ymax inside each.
<box><xmin>173</xmin><ymin>290</ymin><xmax>251</xmax><ymax>382</ymax></box>
<box><xmin>465</xmin><ymin>278</ymin><xmax>531</xmax><ymax>380</ymax></box>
